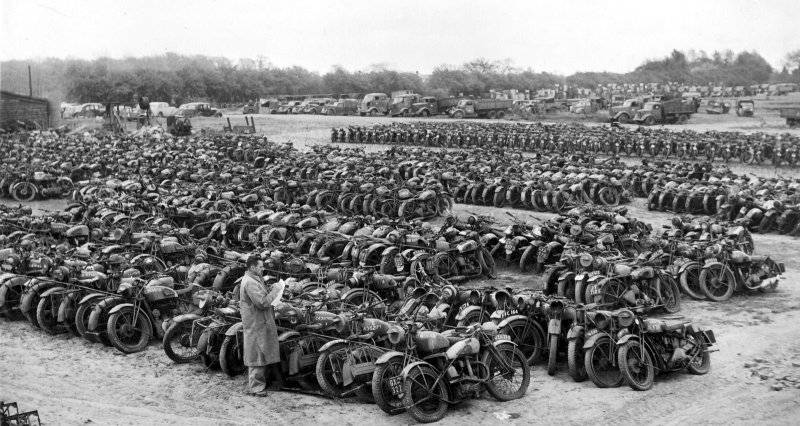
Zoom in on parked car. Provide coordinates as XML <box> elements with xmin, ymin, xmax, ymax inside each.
<box><xmin>322</xmin><ymin>99</ymin><xmax>359</xmax><ymax>116</ymax></box>
<box><xmin>148</xmin><ymin>102</ymin><xmax>177</xmax><ymax>117</ymax></box>
<box><xmin>70</xmin><ymin>103</ymin><xmax>104</xmax><ymax>118</ymax></box>
<box><xmin>735</xmin><ymin>99</ymin><xmax>755</xmax><ymax>117</ymax></box>
<box><xmin>174</xmin><ymin>102</ymin><xmax>222</xmax><ymax>118</ymax></box>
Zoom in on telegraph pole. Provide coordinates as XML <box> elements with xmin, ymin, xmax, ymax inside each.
<box><xmin>28</xmin><ymin>65</ymin><xmax>33</xmax><ymax>97</ymax></box>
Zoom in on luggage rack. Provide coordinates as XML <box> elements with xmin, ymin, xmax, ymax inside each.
<box><xmin>1</xmin><ymin>401</ymin><xmax>41</xmax><ymax>426</ymax></box>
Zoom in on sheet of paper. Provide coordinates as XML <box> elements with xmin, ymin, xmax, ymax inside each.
<box><xmin>270</xmin><ymin>280</ymin><xmax>286</xmax><ymax>306</ymax></box>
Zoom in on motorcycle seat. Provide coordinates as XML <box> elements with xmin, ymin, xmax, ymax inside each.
<box><xmin>644</xmin><ymin>318</ymin><xmax>686</xmax><ymax>333</ymax></box>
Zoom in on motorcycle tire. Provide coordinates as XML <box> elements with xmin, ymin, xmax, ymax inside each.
<box><xmin>500</xmin><ymin>319</ymin><xmax>545</xmax><ymax>365</ymax></box>
<box><xmin>567</xmin><ymin>337</ymin><xmax>587</xmax><ymax>382</ymax></box>
<box><xmin>618</xmin><ymin>340</ymin><xmax>654</xmax><ymax>391</ymax></box>
<box><xmin>482</xmin><ymin>342</ymin><xmax>530</xmax><ymax>401</ymax></box>
<box><xmin>36</xmin><ymin>291</ymin><xmax>65</xmax><ymax>335</ymax></box>
<box><xmin>219</xmin><ymin>334</ymin><xmax>246</xmax><ymax>377</ymax></box>
<box><xmin>699</xmin><ymin>265</ymin><xmax>736</xmax><ymax>302</ymax></box>
<box><xmin>372</xmin><ymin>357</ymin><xmax>406</xmax><ymax>415</ymax></box>
<box><xmin>163</xmin><ymin>319</ymin><xmax>201</xmax><ymax>363</ymax></box>
<box><xmin>107</xmin><ymin>306</ymin><xmax>152</xmax><ymax>354</ymax></box>
<box><xmin>402</xmin><ymin>364</ymin><xmax>449</xmax><ymax>423</ymax></box>
<box><xmin>584</xmin><ymin>336</ymin><xmax>623</xmax><ymax>388</ymax></box>
<box><xmin>679</xmin><ymin>264</ymin><xmax>705</xmax><ymax>300</ymax></box>
<box><xmin>11</xmin><ymin>182</ymin><xmax>37</xmax><ymax>202</ymax></box>
<box><xmin>73</xmin><ymin>300</ymin><xmax>96</xmax><ymax>339</ymax></box>
<box><xmin>547</xmin><ymin>334</ymin><xmax>559</xmax><ymax>376</ymax></box>
<box><xmin>315</xmin><ymin>342</ymin><xmax>351</xmax><ymax>398</ymax></box>
<box><xmin>658</xmin><ymin>275</ymin><xmax>681</xmax><ymax>314</ymax></box>
<box><xmin>685</xmin><ymin>333</ymin><xmax>712</xmax><ymax>375</ymax></box>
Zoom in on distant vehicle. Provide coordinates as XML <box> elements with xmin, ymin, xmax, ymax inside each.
<box><xmin>633</xmin><ymin>98</ymin><xmax>696</xmax><ymax>125</ymax></box>
<box><xmin>389</xmin><ymin>93</ymin><xmax>428</xmax><ymax>117</ymax></box>
<box><xmin>70</xmin><ymin>103</ymin><xmax>104</xmax><ymax>118</ymax></box>
<box><xmin>148</xmin><ymin>102</ymin><xmax>177</xmax><ymax>117</ymax></box>
<box><xmin>243</xmin><ymin>98</ymin><xmax>280</xmax><ymax>114</ymax></box>
<box><xmin>358</xmin><ymin>93</ymin><xmax>390</xmax><ymax>116</ymax></box>
<box><xmin>175</xmin><ymin>102</ymin><xmax>222</xmax><ymax>118</ymax></box>
<box><xmin>609</xmin><ymin>97</ymin><xmax>652</xmax><ymax>123</ymax></box>
<box><xmin>705</xmin><ymin>100</ymin><xmax>730</xmax><ymax>115</ymax></box>
<box><xmin>769</xmin><ymin>83</ymin><xmax>798</xmax><ymax>96</ymax></box>
<box><xmin>277</xmin><ymin>101</ymin><xmax>301</xmax><ymax>114</ymax></box>
<box><xmin>410</xmin><ymin>96</ymin><xmax>440</xmax><ymax>117</ymax></box>
<box><xmin>735</xmin><ymin>99</ymin><xmax>755</xmax><ymax>117</ymax></box>
<box><xmin>569</xmin><ymin>98</ymin><xmax>603</xmax><ymax>114</ymax></box>
<box><xmin>780</xmin><ymin>108</ymin><xmax>800</xmax><ymax>127</ymax></box>
<box><xmin>322</xmin><ymin>99</ymin><xmax>359</xmax><ymax>116</ymax></box>
<box><xmin>301</xmin><ymin>98</ymin><xmax>334</xmax><ymax>114</ymax></box>
<box><xmin>448</xmin><ymin>98</ymin><xmax>513</xmax><ymax>119</ymax></box>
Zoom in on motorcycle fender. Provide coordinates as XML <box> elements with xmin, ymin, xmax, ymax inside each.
<box><xmin>616</xmin><ymin>334</ymin><xmax>639</xmax><ymax>346</ymax></box>
<box><xmin>108</xmin><ymin>302</ymin><xmax>136</xmax><ymax>315</ymax></box>
<box><xmin>548</xmin><ymin>318</ymin><xmax>562</xmax><ymax>335</ymax></box>
<box><xmin>702</xmin><ymin>261</ymin><xmax>724</xmax><ymax>270</ymax></box>
<box><xmin>583</xmin><ymin>332</ymin><xmax>612</xmax><ymax>350</ymax></box>
<box><xmin>225</xmin><ymin>321</ymin><xmax>244</xmax><ymax>337</ymax></box>
<box><xmin>455</xmin><ymin>305</ymin><xmax>482</xmax><ymax>321</ymax></box>
<box><xmin>374</xmin><ymin>351</ymin><xmax>405</xmax><ymax>366</ymax></box>
<box><xmin>39</xmin><ymin>286</ymin><xmax>66</xmax><ymax>299</ymax></box>
<box><xmin>20</xmin><ymin>281</ymin><xmax>56</xmax><ymax>314</ymax></box>
<box><xmin>678</xmin><ymin>261</ymin><xmax>700</xmax><ymax>275</ymax></box>
<box><xmin>171</xmin><ymin>313</ymin><xmax>202</xmax><ymax>324</ymax></box>
<box><xmin>380</xmin><ymin>246</ymin><xmax>399</xmax><ymax>258</ymax></box>
<box><xmin>566</xmin><ymin>325</ymin><xmax>584</xmax><ymax>340</ymax></box>
<box><xmin>492</xmin><ymin>339</ymin><xmax>515</xmax><ymax>348</ymax></box>
<box><xmin>78</xmin><ymin>292</ymin><xmax>107</xmax><ymax>306</ymax></box>
<box><xmin>278</xmin><ymin>330</ymin><xmax>301</xmax><ymax>342</ymax></box>
<box><xmin>110</xmin><ymin>303</ymin><xmax>156</xmax><ymax>333</ymax></box>
<box><xmin>401</xmin><ymin>360</ymin><xmax>431</xmax><ymax>381</ymax></box>
<box><xmin>496</xmin><ymin>314</ymin><xmax>532</xmax><ymax>330</ymax></box>
<box><xmin>318</xmin><ymin>339</ymin><xmax>348</xmax><ymax>353</ymax></box>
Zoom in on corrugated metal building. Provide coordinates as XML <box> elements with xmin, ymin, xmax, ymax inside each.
<box><xmin>0</xmin><ymin>90</ymin><xmax>52</xmax><ymax>128</ymax></box>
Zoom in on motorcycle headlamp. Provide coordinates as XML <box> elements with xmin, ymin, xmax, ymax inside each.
<box><xmin>616</xmin><ymin>309</ymin><xmax>635</xmax><ymax>327</ymax></box>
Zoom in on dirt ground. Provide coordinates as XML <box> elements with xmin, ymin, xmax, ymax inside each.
<box><xmin>3</xmin><ymin>110</ymin><xmax>800</xmax><ymax>425</ymax></box>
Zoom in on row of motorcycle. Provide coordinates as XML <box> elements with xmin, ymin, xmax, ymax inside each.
<box><xmin>331</xmin><ymin>121</ymin><xmax>800</xmax><ymax>166</ymax></box>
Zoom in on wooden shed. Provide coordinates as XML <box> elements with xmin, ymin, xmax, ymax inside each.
<box><xmin>0</xmin><ymin>90</ymin><xmax>52</xmax><ymax>128</ymax></box>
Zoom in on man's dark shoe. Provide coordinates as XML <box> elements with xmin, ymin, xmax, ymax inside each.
<box><xmin>247</xmin><ymin>390</ymin><xmax>268</xmax><ymax>397</ymax></box>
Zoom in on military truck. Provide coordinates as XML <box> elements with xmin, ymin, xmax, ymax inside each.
<box><xmin>358</xmin><ymin>93</ymin><xmax>390</xmax><ymax>116</ymax></box>
<box><xmin>322</xmin><ymin>99</ymin><xmax>359</xmax><ymax>116</ymax></box>
<box><xmin>633</xmin><ymin>98</ymin><xmax>697</xmax><ymax>125</ymax></box>
<box><xmin>448</xmin><ymin>98</ymin><xmax>513</xmax><ymax>119</ymax></box>
<box><xmin>781</xmin><ymin>108</ymin><xmax>800</xmax><ymax>127</ymax></box>
<box><xmin>609</xmin><ymin>97</ymin><xmax>651</xmax><ymax>123</ymax></box>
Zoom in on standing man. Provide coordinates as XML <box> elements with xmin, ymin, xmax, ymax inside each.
<box><xmin>240</xmin><ymin>255</ymin><xmax>282</xmax><ymax>396</ymax></box>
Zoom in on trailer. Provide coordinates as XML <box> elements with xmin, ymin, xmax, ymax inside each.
<box><xmin>448</xmin><ymin>98</ymin><xmax>513</xmax><ymax>119</ymax></box>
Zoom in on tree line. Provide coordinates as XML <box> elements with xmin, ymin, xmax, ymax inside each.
<box><xmin>2</xmin><ymin>49</ymin><xmax>799</xmax><ymax>105</ymax></box>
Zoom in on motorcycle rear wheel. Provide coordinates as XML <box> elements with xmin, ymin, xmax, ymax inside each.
<box><xmin>618</xmin><ymin>340</ymin><xmax>654</xmax><ymax>391</ymax></box>
<box><xmin>36</xmin><ymin>293</ymin><xmax>65</xmax><ymax>335</ymax></box>
<box><xmin>567</xmin><ymin>337</ymin><xmax>587</xmax><ymax>382</ymax></box>
<box><xmin>219</xmin><ymin>334</ymin><xmax>246</xmax><ymax>377</ymax></box>
<box><xmin>685</xmin><ymin>334</ymin><xmax>712</xmax><ymax>375</ymax></box>
<box><xmin>372</xmin><ymin>357</ymin><xmax>406</xmax><ymax>415</ymax></box>
<box><xmin>315</xmin><ymin>342</ymin><xmax>351</xmax><ymax>398</ymax></box>
<box><xmin>679</xmin><ymin>264</ymin><xmax>705</xmax><ymax>300</ymax></box>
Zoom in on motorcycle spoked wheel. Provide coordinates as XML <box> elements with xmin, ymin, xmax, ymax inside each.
<box><xmin>483</xmin><ymin>341</ymin><xmax>531</xmax><ymax>401</ymax></box>
<box><xmin>315</xmin><ymin>342</ymin><xmax>354</xmax><ymax>398</ymax></box>
<box><xmin>402</xmin><ymin>364</ymin><xmax>449</xmax><ymax>423</ymax></box>
<box><xmin>107</xmin><ymin>306</ymin><xmax>152</xmax><ymax>354</ymax></box>
<box><xmin>11</xmin><ymin>182</ymin><xmax>37</xmax><ymax>202</ymax></box>
<box><xmin>372</xmin><ymin>357</ymin><xmax>406</xmax><ymax>415</ymax></box>
<box><xmin>163</xmin><ymin>320</ymin><xmax>201</xmax><ymax>363</ymax></box>
<box><xmin>219</xmin><ymin>334</ymin><xmax>246</xmax><ymax>377</ymax></box>
<box><xmin>699</xmin><ymin>265</ymin><xmax>736</xmax><ymax>302</ymax></box>
<box><xmin>679</xmin><ymin>264</ymin><xmax>705</xmax><ymax>300</ymax></box>
<box><xmin>584</xmin><ymin>336</ymin><xmax>623</xmax><ymax>388</ymax></box>
<box><xmin>547</xmin><ymin>334</ymin><xmax>559</xmax><ymax>376</ymax></box>
<box><xmin>618</xmin><ymin>340</ymin><xmax>655</xmax><ymax>391</ymax></box>
<box><xmin>685</xmin><ymin>333</ymin><xmax>712</xmax><ymax>375</ymax></box>
<box><xmin>657</xmin><ymin>275</ymin><xmax>681</xmax><ymax>314</ymax></box>
<box><xmin>500</xmin><ymin>319</ymin><xmax>545</xmax><ymax>364</ymax></box>
<box><xmin>456</xmin><ymin>309</ymin><xmax>489</xmax><ymax>327</ymax></box>
<box><xmin>567</xmin><ymin>336</ymin><xmax>587</xmax><ymax>382</ymax></box>
<box><xmin>36</xmin><ymin>290</ymin><xmax>66</xmax><ymax>335</ymax></box>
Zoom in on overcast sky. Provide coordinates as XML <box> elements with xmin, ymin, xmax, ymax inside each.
<box><xmin>1</xmin><ymin>0</ymin><xmax>798</xmax><ymax>74</ymax></box>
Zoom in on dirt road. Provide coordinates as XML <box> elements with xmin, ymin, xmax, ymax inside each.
<box><xmin>3</xmin><ymin>114</ymin><xmax>800</xmax><ymax>425</ymax></box>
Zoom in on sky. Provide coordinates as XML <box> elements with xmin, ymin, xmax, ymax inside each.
<box><xmin>1</xmin><ymin>0</ymin><xmax>798</xmax><ymax>75</ymax></box>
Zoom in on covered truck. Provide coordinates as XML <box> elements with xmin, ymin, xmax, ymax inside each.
<box><xmin>781</xmin><ymin>108</ymin><xmax>800</xmax><ymax>127</ymax></box>
<box><xmin>358</xmin><ymin>93</ymin><xmax>390</xmax><ymax>116</ymax></box>
<box><xmin>633</xmin><ymin>98</ymin><xmax>697</xmax><ymax>125</ymax></box>
<box><xmin>448</xmin><ymin>98</ymin><xmax>513</xmax><ymax>119</ymax></box>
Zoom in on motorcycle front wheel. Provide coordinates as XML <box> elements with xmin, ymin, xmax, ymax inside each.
<box><xmin>219</xmin><ymin>334</ymin><xmax>246</xmax><ymax>377</ymax></box>
<box><xmin>483</xmin><ymin>341</ymin><xmax>531</xmax><ymax>401</ymax></box>
<box><xmin>618</xmin><ymin>340</ymin><xmax>655</xmax><ymax>391</ymax></box>
<box><xmin>699</xmin><ymin>265</ymin><xmax>736</xmax><ymax>302</ymax></box>
<box><xmin>107</xmin><ymin>306</ymin><xmax>152</xmax><ymax>354</ymax></box>
<box><xmin>402</xmin><ymin>364</ymin><xmax>449</xmax><ymax>423</ymax></box>
<box><xmin>372</xmin><ymin>357</ymin><xmax>406</xmax><ymax>415</ymax></box>
<box><xmin>584</xmin><ymin>336</ymin><xmax>623</xmax><ymax>388</ymax></box>
<box><xmin>685</xmin><ymin>334</ymin><xmax>712</xmax><ymax>375</ymax></box>
<box><xmin>163</xmin><ymin>319</ymin><xmax>200</xmax><ymax>363</ymax></box>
